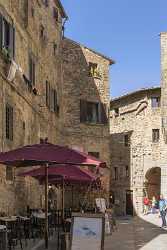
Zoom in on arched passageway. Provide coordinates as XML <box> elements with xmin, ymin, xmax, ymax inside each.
<box><xmin>145</xmin><ymin>167</ymin><xmax>161</xmax><ymax>200</ymax></box>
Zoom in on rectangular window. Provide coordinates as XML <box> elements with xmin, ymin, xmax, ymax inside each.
<box><xmin>152</xmin><ymin>129</ymin><xmax>159</xmax><ymax>143</ymax></box>
<box><xmin>87</xmin><ymin>102</ymin><xmax>99</xmax><ymax>123</ymax></box>
<box><xmin>6</xmin><ymin>166</ymin><xmax>14</xmax><ymax>181</ymax></box>
<box><xmin>0</xmin><ymin>14</ymin><xmax>15</xmax><ymax>58</ymax></box>
<box><xmin>151</xmin><ymin>97</ymin><xmax>160</xmax><ymax>108</ymax></box>
<box><xmin>46</xmin><ymin>82</ymin><xmax>59</xmax><ymax>113</ymax></box>
<box><xmin>114</xmin><ymin>108</ymin><xmax>119</xmax><ymax>116</ymax></box>
<box><xmin>88</xmin><ymin>62</ymin><xmax>101</xmax><ymax>78</ymax></box>
<box><xmin>6</xmin><ymin>104</ymin><xmax>13</xmax><ymax>141</ymax></box>
<box><xmin>114</xmin><ymin>167</ymin><xmax>118</xmax><ymax>180</ymax></box>
<box><xmin>124</xmin><ymin>134</ymin><xmax>130</xmax><ymax>147</ymax></box>
<box><xmin>29</xmin><ymin>54</ymin><xmax>36</xmax><ymax>86</ymax></box>
<box><xmin>80</xmin><ymin>100</ymin><xmax>108</xmax><ymax>124</ymax></box>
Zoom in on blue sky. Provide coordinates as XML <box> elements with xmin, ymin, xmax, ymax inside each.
<box><xmin>61</xmin><ymin>0</ymin><xmax>167</xmax><ymax>97</ymax></box>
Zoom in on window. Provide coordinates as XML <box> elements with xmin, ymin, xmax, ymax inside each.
<box><xmin>6</xmin><ymin>166</ymin><xmax>14</xmax><ymax>181</ymax></box>
<box><xmin>46</xmin><ymin>81</ymin><xmax>59</xmax><ymax>113</ymax></box>
<box><xmin>88</xmin><ymin>152</ymin><xmax>100</xmax><ymax>158</ymax></box>
<box><xmin>80</xmin><ymin>100</ymin><xmax>108</xmax><ymax>124</ymax></box>
<box><xmin>6</xmin><ymin>104</ymin><xmax>13</xmax><ymax>141</ymax></box>
<box><xmin>125</xmin><ymin>166</ymin><xmax>129</xmax><ymax>177</ymax></box>
<box><xmin>114</xmin><ymin>167</ymin><xmax>118</xmax><ymax>180</ymax></box>
<box><xmin>114</xmin><ymin>108</ymin><xmax>119</xmax><ymax>116</ymax></box>
<box><xmin>0</xmin><ymin>14</ymin><xmax>15</xmax><ymax>58</ymax></box>
<box><xmin>88</xmin><ymin>62</ymin><xmax>101</xmax><ymax>78</ymax></box>
<box><xmin>124</xmin><ymin>134</ymin><xmax>130</xmax><ymax>147</ymax></box>
<box><xmin>29</xmin><ymin>54</ymin><xmax>36</xmax><ymax>86</ymax></box>
<box><xmin>151</xmin><ymin>97</ymin><xmax>160</xmax><ymax>108</ymax></box>
<box><xmin>152</xmin><ymin>129</ymin><xmax>159</xmax><ymax>143</ymax></box>
<box><xmin>53</xmin><ymin>7</ymin><xmax>59</xmax><ymax>22</ymax></box>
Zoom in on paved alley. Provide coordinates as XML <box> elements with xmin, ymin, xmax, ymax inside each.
<box><xmin>105</xmin><ymin>214</ymin><xmax>167</xmax><ymax>250</ymax></box>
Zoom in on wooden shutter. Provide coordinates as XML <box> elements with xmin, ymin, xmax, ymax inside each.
<box><xmin>10</xmin><ymin>106</ymin><xmax>13</xmax><ymax>140</ymax></box>
<box><xmin>50</xmin><ymin>88</ymin><xmax>55</xmax><ymax>111</ymax></box>
<box><xmin>100</xmin><ymin>103</ymin><xmax>108</xmax><ymax>124</ymax></box>
<box><xmin>80</xmin><ymin>100</ymin><xmax>87</xmax><ymax>122</ymax></box>
<box><xmin>53</xmin><ymin>89</ymin><xmax>58</xmax><ymax>112</ymax></box>
<box><xmin>0</xmin><ymin>14</ymin><xmax>2</xmax><ymax>50</ymax></box>
<box><xmin>6</xmin><ymin>104</ymin><xmax>13</xmax><ymax>141</ymax></box>
<box><xmin>46</xmin><ymin>81</ymin><xmax>50</xmax><ymax>108</ymax></box>
<box><xmin>32</xmin><ymin>60</ymin><xmax>35</xmax><ymax>85</ymax></box>
<box><xmin>9</xmin><ymin>25</ymin><xmax>15</xmax><ymax>59</ymax></box>
<box><xmin>29</xmin><ymin>56</ymin><xmax>33</xmax><ymax>83</ymax></box>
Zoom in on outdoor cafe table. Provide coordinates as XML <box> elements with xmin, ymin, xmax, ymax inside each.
<box><xmin>0</xmin><ymin>216</ymin><xmax>17</xmax><ymax>224</ymax></box>
<box><xmin>0</xmin><ymin>216</ymin><xmax>30</xmax><ymax>224</ymax></box>
<box><xmin>32</xmin><ymin>212</ymin><xmax>51</xmax><ymax>219</ymax></box>
<box><xmin>0</xmin><ymin>225</ymin><xmax>7</xmax><ymax>250</ymax></box>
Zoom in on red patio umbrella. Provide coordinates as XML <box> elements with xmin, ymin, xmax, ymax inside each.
<box><xmin>0</xmin><ymin>140</ymin><xmax>106</xmax><ymax>168</ymax></box>
<box><xmin>19</xmin><ymin>165</ymin><xmax>100</xmax><ymax>218</ymax></box>
<box><xmin>19</xmin><ymin>165</ymin><xmax>98</xmax><ymax>184</ymax></box>
<box><xmin>0</xmin><ymin>139</ymin><xmax>106</xmax><ymax>249</ymax></box>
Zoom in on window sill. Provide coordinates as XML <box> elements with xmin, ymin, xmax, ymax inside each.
<box><xmin>80</xmin><ymin>121</ymin><xmax>108</xmax><ymax>126</ymax></box>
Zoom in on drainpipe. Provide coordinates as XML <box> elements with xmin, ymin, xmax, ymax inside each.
<box><xmin>62</xmin><ymin>17</ymin><xmax>68</xmax><ymax>39</ymax></box>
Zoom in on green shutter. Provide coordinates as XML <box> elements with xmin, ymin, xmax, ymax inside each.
<box><xmin>9</xmin><ymin>25</ymin><xmax>15</xmax><ymax>59</ymax></box>
<box><xmin>100</xmin><ymin>103</ymin><xmax>108</xmax><ymax>124</ymax></box>
<box><xmin>0</xmin><ymin>14</ymin><xmax>3</xmax><ymax>50</ymax></box>
<box><xmin>80</xmin><ymin>100</ymin><xmax>87</xmax><ymax>122</ymax></box>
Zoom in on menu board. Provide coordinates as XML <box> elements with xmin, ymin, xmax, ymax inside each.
<box><xmin>71</xmin><ymin>213</ymin><xmax>105</xmax><ymax>250</ymax></box>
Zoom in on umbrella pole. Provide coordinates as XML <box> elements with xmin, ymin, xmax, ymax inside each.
<box><xmin>72</xmin><ymin>185</ymin><xmax>74</xmax><ymax>209</ymax></box>
<box><xmin>62</xmin><ymin>178</ymin><xmax>65</xmax><ymax>220</ymax></box>
<box><xmin>45</xmin><ymin>164</ymin><xmax>49</xmax><ymax>249</ymax></box>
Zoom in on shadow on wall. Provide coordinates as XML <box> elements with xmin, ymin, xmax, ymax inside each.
<box><xmin>110</xmin><ymin>131</ymin><xmax>133</xmax><ymax>216</ymax></box>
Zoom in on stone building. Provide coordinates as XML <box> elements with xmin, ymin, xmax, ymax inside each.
<box><xmin>61</xmin><ymin>38</ymin><xmax>114</xmax><ymax>208</ymax></box>
<box><xmin>109</xmin><ymin>31</ymin><xmax>167</xmax><ymax>216</ymax></box>
<box><xmin>0</xmin><ymin>0</ymin><xmax>67</xmax><ymax>214</ymax></box>
<box><xmin>110</xmin><ymin>87</ymin><xmax>162</xmax><ymax>215</ymax></box>
<box><xmin>0</xmin><ymin>1</ymin><xmax>113</xmax><ymax>213</ymax></box>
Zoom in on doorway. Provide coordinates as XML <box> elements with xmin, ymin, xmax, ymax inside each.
<box><xmin>145</xmin><ymin>167</ymin><xmax>161</xmax><ymax>200</ymax></box>
<box><xmin>126</xmin><ymin>190</ymin><xmax>133</xmax><ymax>215</ymax></box>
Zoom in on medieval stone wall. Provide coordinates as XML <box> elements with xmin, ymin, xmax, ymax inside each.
<box><xmin>110</xmin><ymin>88</ymin><xmax>161</xmax><ymax>215</ymax></box>
<box><xmin>0</xmin><ymin>0</ymin><xmax>64</xmax><ymax>214</ymax></box>
<box><xmin>61</xmin><ymin>38</ymin><xmax>112</xmax><ymax>195</ymax></box>
<box><xmin>0</xmin><ymin>1</ymin><xmax>112</xmax><ymax>214</ymax></box>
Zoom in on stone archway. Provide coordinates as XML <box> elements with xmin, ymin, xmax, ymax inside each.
<box><xmin>145</xmin><ymin>167</ymin><xmax>161</xmax><ymax>200</ymax></box>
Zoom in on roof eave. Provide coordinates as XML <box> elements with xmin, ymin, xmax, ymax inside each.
<box><xmin>64</xmin><ymin>38</ymin><xmax>115</xmax><ymax>65</ymax></box>
<box><xmin>56</xmin><ymin>0</ymin><xmax>68</xmax><ymax>19</ymax></box>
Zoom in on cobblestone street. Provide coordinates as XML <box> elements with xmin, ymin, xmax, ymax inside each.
<box><xmin>105</xmin><ymin>214</ymin><xmax>167</xmax><ymax>250</ymax></box>
<box><xmin>17</xmin><ymin>214</ymin><xmax>167</xmax><ymax>250</ymax></box>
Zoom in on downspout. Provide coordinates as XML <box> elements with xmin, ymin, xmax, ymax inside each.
<box><xmin>62</xmin><ymin>17</ymin><xmax>68</xmax><ymax>39</ymax></box>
